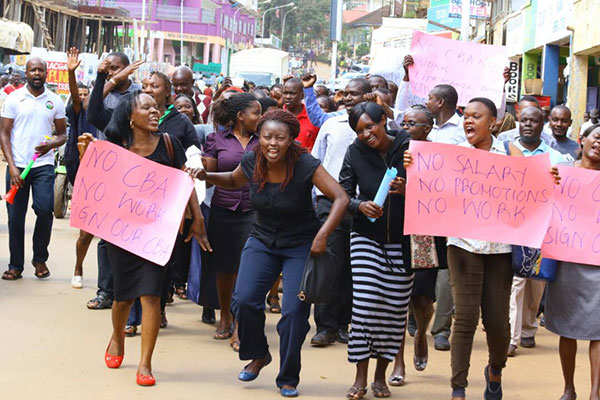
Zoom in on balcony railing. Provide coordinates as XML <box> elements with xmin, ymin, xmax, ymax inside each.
<box><xmin>156</xmin><ymin>5</ymin><xmax>200</xmax><ymax>23</ymax></box>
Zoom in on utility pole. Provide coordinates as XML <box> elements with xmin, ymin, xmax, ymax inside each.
<box><xmin>281</xmin><ymin>7</ymin><xmax>297</xmax><ymax>47</ymax></box>
<box><xmin>180</xmin><ymin>0</ymin><xmax>184</xmax><ymax>64</ymax></box>
<box><xmin>330</xmin><ymin>0</ymin><xmax>342</xmax><ymax>90</ymax></box>
<box><xmin>461</xmin><ymin>0</ymin><xmax>470</xmax><ymax>42</ymax></box>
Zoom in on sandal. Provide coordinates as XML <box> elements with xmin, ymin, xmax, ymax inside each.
<box><xmin>87</xmin><ymin>295</ymin><xmax>113</xmax><ymax>310</ymax></box>
<box><xmin>346</xmin><ymin>386</ymin><xmax>367</xmax><ymax>399</ymax></box>
<box><xmin>371</xmin><ymin>383</ymin><xmax>391</xmax><ymax>398</ymax></box>
<box><xmin>214</xmin><ymin>328</ymin><xmax>233</xmax><ymax>340</ymax></box>
<box><xmin>124</xmin><ymin>325</ymin><xmax>138</xmax><ymax>337</ymax></box>
<box><xmin>267</xmin><ymin>295</ymin><xmax>281</xmax><ymax>314</ymax></box>
<box><xmin>175</xmin><ymin>286</ymin><xmax>188</xmax><ymax>300</ymax></box>
<box><xmin>32</xmin><ymin>262</ymin><xmax>50</xmax><ymax>279</ymax></box>
<box><xmin>2</xmin><ymin>269</ymin><xmax>22</xmax><ymax>280</ymax></box>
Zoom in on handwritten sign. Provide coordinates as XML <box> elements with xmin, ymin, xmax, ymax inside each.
<box><xmin>404</xmin><ymin>141</ymin><xmax>554</xmax><ymax>248</ymax></box>
<box><xmin>541</xmin><ymin>165</ymin><xmax>600</xmax><ymax>266</ymax></box>
<box><xmin>70</xmin><ymin>141</ymin><xmax>194</xmax><ymax>266</ymax></box>
<box><xmin>409</xmin><ymin>31</ymin><xmax>508</xmax><ymax>107</ymax></box>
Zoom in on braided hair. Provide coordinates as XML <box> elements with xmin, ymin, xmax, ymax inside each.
<box><xmin>253</xmin><ymin>109</ymin><xmax>306</xmax><ymax>192</ymax></box>
<box><xmin>211</xmin><ymin>92</ymin><xmax>258</xmax><ymax>130</ymax></box>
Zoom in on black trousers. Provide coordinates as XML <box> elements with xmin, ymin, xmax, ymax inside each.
<box><xmin>313</xmin><ymin>197</ymin><xmax>352</xmax><ymax>333</ymax></box>
<box><xmin>171</xmin><ymin>219</ymin><xmax>193</xmax><ymax>288</ymax></box>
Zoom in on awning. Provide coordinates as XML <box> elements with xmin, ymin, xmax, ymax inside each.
<box><xmin>0</xmin><ymin>19</ymin><xmax>34</xmax><ymax>54</ymax></box>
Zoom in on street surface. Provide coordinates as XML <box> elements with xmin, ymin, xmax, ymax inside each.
<box><xmin>0</xmin><ymin>197</ymin><xmax>592</xmax><ymax>399</ymax></box>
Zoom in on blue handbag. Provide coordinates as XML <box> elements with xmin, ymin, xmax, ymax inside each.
<box><xmin>511</xmin><ymin>246</ymin><xmax>557</xmax><ymax>282</ymax></box>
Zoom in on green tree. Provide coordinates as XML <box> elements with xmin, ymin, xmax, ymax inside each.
<box><xmin>355</xmin><ymin>43</ymin><xmax>370</xmax><ymax>58</ymax></box>
<box><xmin>263</xmin><ymin>0</ymin><xmax>331</xmax><ymax>49</ymax></box>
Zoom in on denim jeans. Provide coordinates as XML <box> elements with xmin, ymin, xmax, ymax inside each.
<box><xmin>233</xmin><ymin>237</ymin><xmax>311</xmax><ymax>388</ymax></box>
<box><xmin>5</xmin><ymin>165</ymin><xmax>55</xmax><ymax>271</ymax></box>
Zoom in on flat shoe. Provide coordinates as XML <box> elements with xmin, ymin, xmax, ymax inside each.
<box><xmin>484</xmin><ymin>365</ymin><xmax>502</xmax><ymax>400</ymax></box>
<box><xmin>238</xmin><ymin>353</ymin><xmax>272</xmax><ymax>382</ymax></box>
<box><xmin>136</xmin><ymin>372</ymin><xmax>155</xmax><ymax>386</ymax></box>
<box><xmin>414</xmin><ymin>355</ymin><xmax>428</xmax><ymax>371</ymax></box>
<box><xmin>71</xmin><ymin>275</ymin><xmax>83</xmax><ymax>288</ymax></box>
<box><xmin>281</xmin><ymin>387</ymin><xmax>299</xmax><ymax>397</ymax></box>
<box><xmin>388</xmin><ymin>375</ymin><xmax>405</xmax><ymax>386</ymax></box>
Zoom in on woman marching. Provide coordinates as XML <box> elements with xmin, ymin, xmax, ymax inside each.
<box><xmin>203</xmin><ymin>92</ymin><xmax>261</xmax><ymax>351</ymax></box>
<box><xmin>78</xmin><ymin>91</ymin><xmax>211</xmax><ymax>386</ymax></box>
<box><xmin>339</xmin><ymin>102</ymin><xmax>414</xmax><ymax>399</ymax></box>
<box><xmin>404</xmin><ymin>97</ymin><xmax>559</xmax><ymax>400</ymax></box>
<box><xmin>544</xmin><ymin>123</ymin><xmax>600</xmax><ymax>400</ymax></box>
<box><xmin>189</xmin><ymin>109</ymin><xmax>348</xmax><ymax>397</ymax></box>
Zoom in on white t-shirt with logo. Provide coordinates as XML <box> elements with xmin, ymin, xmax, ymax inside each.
<box><xmin>1</xmin><ymin>86</ymin><xmax>66</xmax><ymax>168</ymax></box>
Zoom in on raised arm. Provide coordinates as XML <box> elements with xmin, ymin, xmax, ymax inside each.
<box><xmin>67</xmin><ymin>47</ymin><xmax>82</xmax><ymax>114</ymax></box>
<box><xmin>301</xmin><ymin>73</ymin><xmax>334</xmax><ymax>128</ymax></box>
<box><xmin>87</xmin><ymin>66</ymin><xmax>113</xmax><ymax>131</ymax></box>
<box><xmin>310</xmin><ymin>165</ymin><xmax>349</xmax><ymax>255</ymax></box>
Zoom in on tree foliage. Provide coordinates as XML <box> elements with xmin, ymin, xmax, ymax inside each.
<box><xmin>263</xmin><ymin>0</ymin><xmax>331</xmax><ymax>49</ymax></box>
<box><xmin>355</xmin><ymin>43</ymin><xmax>370</xmax><ymax>58</ymax></box>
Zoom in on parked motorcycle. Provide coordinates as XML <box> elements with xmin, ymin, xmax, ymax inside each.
<box><xmin>54</xmin><ymin>143</ymin><xmax>71</xmax><ymax>218</ymax></box>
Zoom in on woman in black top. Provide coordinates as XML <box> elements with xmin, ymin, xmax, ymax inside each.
<box><xmin>189</xmin><ymin>109</ymin><xmax>348</xmax><ymax>397</ymax></box>
<box><xmin>339</xmin><ymin>102</ymin><xmax>414</xmax><ymax>399</ymax></box>
<box><xmin>78</xmin><ymin>91</ymin><xmax>210</xmax><ymax>387</ymax></box>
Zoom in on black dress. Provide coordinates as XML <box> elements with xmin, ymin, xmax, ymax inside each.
<box><xmin>107</xmin><ymin>134</ymin><xmax>187</xmax><ymax>301</ymax></box>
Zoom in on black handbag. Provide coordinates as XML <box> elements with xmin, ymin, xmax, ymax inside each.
<box><xmin>297</xmin><ymin>249</ymin><xmax>338</xmax><ymax>305</ymax></box>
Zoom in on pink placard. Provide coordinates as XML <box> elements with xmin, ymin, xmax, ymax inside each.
<box><xmin>404</xmin><ymin>141</ymin><xmax>554</xmax><ymax>248</ymax></box>
<box><xmin>408</xmin><ymin>31</ymin><xmax>508</xmax><ymax>107</ymax></box>
<box><xmin>70</xmin><ymin>141</ymin><xmax>194</xmax><ymax>266</ymax></box>
<box><xmin>541</xmin><ymin>165</ymin><xmax>600</xmax><ymax>266</ymax></box>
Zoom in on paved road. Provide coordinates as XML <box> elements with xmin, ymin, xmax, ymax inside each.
<box><xmin>0</xmin><ymin>202</ymin><xmax>592</xmax><ymax>399</ymax></box>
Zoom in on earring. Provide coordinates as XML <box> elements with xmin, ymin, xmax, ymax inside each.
<box><xmin>130</xmin><ymin>120</ymin><xmax>134</xmax><ymax>129</ymax></box>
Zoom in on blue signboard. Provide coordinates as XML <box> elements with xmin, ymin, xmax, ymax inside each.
<box><xmin>427</xmin><ymin>4</ymin><xmax>462</xmax><ymax>32</ymax></box>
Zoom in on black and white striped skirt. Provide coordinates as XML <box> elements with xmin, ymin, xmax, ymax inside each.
<box><xmin>348</xmin><ymin>233</ymin><xmax>414</xmax><ymax>363</ymax></box>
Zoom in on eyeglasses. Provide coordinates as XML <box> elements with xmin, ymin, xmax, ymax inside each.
<box><xmin>401</xmin><ymin>121</ymin><xmax>430</xmax><ymax>128</ymax></box>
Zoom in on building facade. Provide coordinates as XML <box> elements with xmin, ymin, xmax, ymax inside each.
<box><xmin>105</xmin><ymin>0</ymin><xmax>257</xmax><ymax>73</ymax></box>
<box><xmin>487</xmin><ymin>0</ymin><xmax>600</xmax><ymax>135</ymax></box>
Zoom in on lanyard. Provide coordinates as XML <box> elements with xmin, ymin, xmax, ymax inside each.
<box><xmin>159</xmin><ymin>104</ymin><xmax>174</xmax><ymax>125</ymax></box>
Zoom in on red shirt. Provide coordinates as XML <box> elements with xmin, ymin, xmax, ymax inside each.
<box><xmin>288</xmin><ymin>104</ymin><xmax>320</xmax><ymax>151</ymax></box>
<box><xmin>4</xmin><ymin>83</ymin><xmax>23</xmax><ymax>95</ymax></box>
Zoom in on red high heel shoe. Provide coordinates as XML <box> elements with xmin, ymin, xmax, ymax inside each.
<box><xmin>136</xmin><ymin>372</ymin><xmax>156</xmax><ymax>386</ymax></box>
<box><xmin>104</xmin><ymin>338</ymin><xmax>124</xmax><ymax>369</ymax></box>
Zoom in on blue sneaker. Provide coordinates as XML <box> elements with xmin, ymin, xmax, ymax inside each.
<box><xmin>238</xmin><ymin>353</ymin><xmax>272</xmax><ymax>382</ymax></box>
<box><xmin>281</xmin><ymin>387</ymin><xmax>299</xmax><ymax>397</ymax></box>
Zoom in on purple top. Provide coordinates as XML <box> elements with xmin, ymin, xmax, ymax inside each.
<box><xmin>204</xmin><ymin>128</ymin><xmax>258</xmax><ymax>212</ymax></box>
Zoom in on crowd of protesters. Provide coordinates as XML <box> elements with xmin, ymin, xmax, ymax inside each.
<box><xmin>1</xmin><ymin>47</ymin><xmax>599</xmax><ymax>400</ymax></box>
